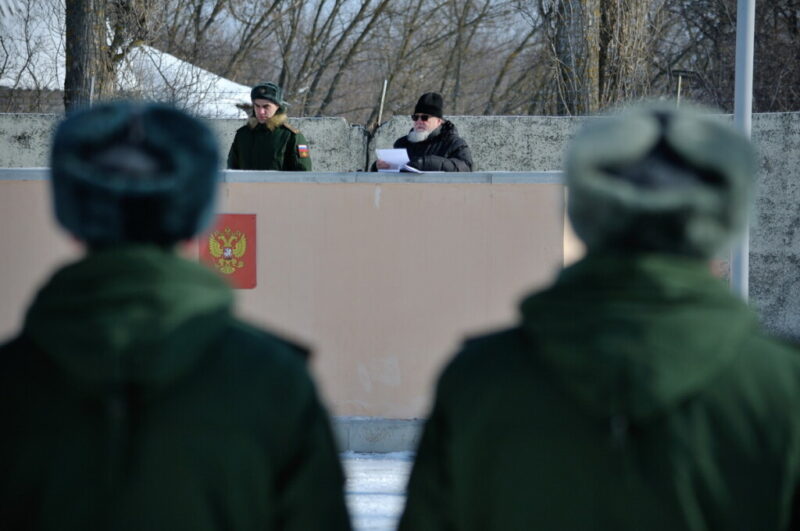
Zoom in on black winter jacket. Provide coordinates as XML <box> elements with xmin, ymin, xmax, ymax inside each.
<box><xmin>394</xmin><ymin>121</ymin><xmax>473</xmax><ymax>172</ymax></box>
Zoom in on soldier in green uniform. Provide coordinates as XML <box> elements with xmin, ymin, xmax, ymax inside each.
<box><xmin>227</xmin><ymin>82</ymin><xmax>312</xmax><ymax>171</ymax></box>
<box><xmin>399</xmin><ymin>103</ymin><xmax>800</xmax><ymax>531</ymax></box>
<box><xmin>0</xmin><ymin>102</ymin><xmax>349</xmax><ymax>530</ymax></box>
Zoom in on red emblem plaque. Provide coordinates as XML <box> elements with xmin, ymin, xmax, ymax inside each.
<box><xmin>198</xmin><ymin>213</ymin><xmax>257</xmax><ymax>289</ymax></box>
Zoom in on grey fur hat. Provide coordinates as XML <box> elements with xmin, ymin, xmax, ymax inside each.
<box><xmin>50</xmin><ymin>101</ymin><xmax>219</xmax><ymax>247</ymax></box>
<box><xmin>565</xmin><ymin>102</ymin><xmax>757</xmax><ymax>258</ymax></box>
<box><xmin>250</xmin><ymin>82</ymin><xmax>286</xmax><ymax>111</ymax></box>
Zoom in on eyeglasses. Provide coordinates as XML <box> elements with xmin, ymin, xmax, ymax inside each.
<box><xmin>411</xmin><ymin>114</ymin><xmax>431</xmax><ymax>122</ymax></box>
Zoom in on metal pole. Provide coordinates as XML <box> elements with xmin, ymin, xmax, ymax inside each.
<box><xmin>377</xmin><ymin>79</ymin><xmax>388</xmax><ymax>127</ymax></box>
<box><xmin>731</xmin><ymin>0</ymin><xmax>755</xmax><ymax>300</ymax></box>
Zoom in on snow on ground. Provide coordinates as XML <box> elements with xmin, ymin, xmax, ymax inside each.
<box><xmin>342</xmin><ymin>452</ymin><xmax>414</xmax><ymax>531</ymax></box>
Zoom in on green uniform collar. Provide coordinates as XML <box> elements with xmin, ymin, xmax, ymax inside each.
<box><xmin>521</xmin><ymin>252</ymin><xmax>757</xmax><ymax>420</ymax></box>
<box><xmin>24</xmin><ymin>244</ymin><xmax>233</xmax><ymax>387</ymax></box>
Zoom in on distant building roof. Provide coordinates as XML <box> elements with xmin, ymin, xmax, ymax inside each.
<box><xmin>0</xmin><ymin>1</ymin><xmax>250</xmax><ymax>118</ymax></box>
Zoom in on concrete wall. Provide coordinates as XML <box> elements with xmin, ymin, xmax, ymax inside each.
<box><xmin>1</xmin><ymin>111</ymin><xmax>798</xmax><ymax>343</ymax></box>
<box><xmin>0</xmin><ymin>114</ymin><xmax>60</xmax><ymax>167</ymax></box>
<box><xmin>0</xmin><ymin>114</ymin><xmax>369</xmax><ymax>173</ymax></box>
<box><xmin>751</xmin><ymin>114</ymin><xmax>800</xmax><ymax>342</ymax></box>
<box><xmin>209</xmin><ymin>117</ymin><xmax>369</xmax><ymax>173</ymax></box>
<box><xmin>0</xmin><ymin>113</ymin><xmax>577</xmax><ymax>172</ymax></box>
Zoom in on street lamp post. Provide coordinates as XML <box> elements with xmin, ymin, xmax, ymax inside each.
<box><xmin>731</xmin><ymin>0</ymin><xmax>756</xmax><ymax>300</ymax></box>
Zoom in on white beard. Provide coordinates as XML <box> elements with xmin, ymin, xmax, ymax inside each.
<box><xmin>407</xmin><ymin>129</ymin><xmax>431</xmax><ymax>143</ymax></box>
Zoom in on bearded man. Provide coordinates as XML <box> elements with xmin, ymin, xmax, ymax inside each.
<box><xmin>375</xmin><ymin>92</ymin><xmax>473</xmax><ymax>172</ymax></box>
<box><xmin>0</xmin><ymin>102</ymin><xmax>349</xmax><ymax>530</ymax></box>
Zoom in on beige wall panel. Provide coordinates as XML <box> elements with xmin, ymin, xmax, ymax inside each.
<box><xmin>0</xmin><ymin>181</ymin><xmax>78</xmax><ymax>334</ymax></box>
<box><xmin>0</xmin><ymin>178</ymin><xmax>563</xmax><ymax>418</ymax></box>
<box><xmin>219</xmin><ymin>182</ymin><xmax>564</xmax><ymax>418</ymax></box>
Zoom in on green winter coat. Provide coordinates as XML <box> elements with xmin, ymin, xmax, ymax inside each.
<box><xmin>0</xmin><ymin>245</ymin><xmax>349</xmax><ymax>531</ymax></box>
<box><xmin>400</xmin><ymin>253</ymin><xmax>800</xmax><ymax>531</ymax></box>
<box><xmin>227</xmin><ymin>114</ymin><xmax>312</xmax><ymax>171</ymax></box>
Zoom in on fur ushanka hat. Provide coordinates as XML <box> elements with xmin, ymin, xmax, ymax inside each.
<box><xmin>250</xmin><ymin>82</ymin><xmax>287</xmax><ymax>112</ymax></box>
<box><xmin>50</xmin><ymin>102</ymin><xmax>220</xmax><ymax>247</ymax></box>
<box><xmin>565</xmin><ymin>102</ymin><xmax>757</xmax><ymax>258</ymax></box>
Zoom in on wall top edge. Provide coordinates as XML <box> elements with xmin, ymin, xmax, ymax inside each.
<box><xmin>0</xmin><ymin>169</ymin><xmax>564</xmax><ymax>184</ymax></box>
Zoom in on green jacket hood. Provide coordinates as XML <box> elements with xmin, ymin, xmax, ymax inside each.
<box><xmin>23</xmin><ymin>245</ymin><xmax>234</xmax><ymax>387</ymax></box>
<box><xmin>521</xmin><ymin>252</ymin><xmax>758</xmax><ymax>421</ymax></box>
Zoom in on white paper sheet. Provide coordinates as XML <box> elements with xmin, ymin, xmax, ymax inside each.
<box><xmin>375</xmin><ymin>149</ymin><xmax>422</xmax><ymax>173</ymax></box>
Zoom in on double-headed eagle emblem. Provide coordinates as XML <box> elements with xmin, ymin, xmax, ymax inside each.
<box><xmin>208</xmin><ymin>227</ymin><xmax>247</xmax><ymax>274</ymax></box>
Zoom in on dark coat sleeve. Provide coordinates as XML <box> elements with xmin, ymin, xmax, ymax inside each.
<box><xmin>273</xmin><ymin>354</ymin><xmax>350</xmax><ymax>530</ymax></box>
<box><xmin>226</xmin><ymin>132</ymin><xmax>240</xmax><ymax>169</ymax></box>
<box><xmin>407</xmin><ymin>134</ymin><xmax>474</xmax><ymax>172</ymax></box>
<box><xmin>397</xmin><ymin>367</ymin><xmax>457</xmax><ymax>531</ymax></box>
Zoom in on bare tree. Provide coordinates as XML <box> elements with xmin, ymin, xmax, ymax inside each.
<box><xmin>64</xmin><ymin>0</ymin><xmax>95</xmax><ymax>109</ymax></box>
<box><xmin>224</xmin><ymin>0</ymin><xmax>293</xmax><ymax>80</ymax></box>
<box><xmin>536</xmin><ymin>0</ymin><xmax>661</xmax><ymax>115</ymax></box>
<box><xmin>483</xmin><ymin>24</ymin><xmax>539</xmax><ymax>115</ymax></box>
<box><xmin>0</xmin><ymin>0</ymin><xmax>22</xmax><ymax>16</ymax></box>
<box><xmin>6</xmin><ymin>0</ymin><xmax>800</xmax><ymax>120</ymax></box>
<box><xmin>63</xmin><ymin>0</ymin><xmax>160</xmax><ymax>109</ymax></box>
<box><xmin>0</xmin><ymin>0</ymin><xmax>65</xmax><ymax>112</ymax></box>
<box><xmin>154</xmin><ymin>0</ymin><xmax>227</xmax><ymax>68</ymax></box>
<box><xmin>662</xmin><ymin>0</ymin><xmax>800</xmax><ymax>113</ymax></box>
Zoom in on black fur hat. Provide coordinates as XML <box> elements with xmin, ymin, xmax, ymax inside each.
<box><xmin>50</xmin><ymin>102</ymin><xmax>219</xmax><ymax>247</ymax></box>
<box><xmin>414</xmin><ymin>92</ymin><xmax>444</xmax><ymax>118</ymax></box>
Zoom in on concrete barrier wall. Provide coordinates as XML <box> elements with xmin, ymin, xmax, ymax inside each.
<box><xmin>0</xmin><ymin>114</ymin><xmax>370</xmax><ymax>173</ymax></box>
<box><xmin>1</xmin><ymin>111</ymin><xmax>797</xmax><ymax>340</ymax></box>
<box><xmin>0</xmin><ymin>114</ymin><xmax>60</xmax><ymax>167</ymax></box>
<box><xmin>750</xmin><ymin>114</ymin><xmax>800</xmax><ymax>341</ymax></box>
<box><xmin>0</xmin><ymin>170</ymin><xmax>564</xmax><ymax>419</ymax></box>
<box><xmin>209</xmin><ymin>117</ymin><xmax>369</xmax><ymax>173</ymax></box>
<box><xmin>368</xmin><ymin>115</ymin><xmax>578</xmax><ymax>171</ymax></box>
<box><xmin>0</xmin><ymin>113</ymin><xmax>575</xmax><ymax>172</ymax></box>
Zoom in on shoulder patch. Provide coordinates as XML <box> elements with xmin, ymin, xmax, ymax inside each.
<box><xmin>296</xmin><ymin>143</ymin><xmax>310</xmax><ymax>159</ymax></box>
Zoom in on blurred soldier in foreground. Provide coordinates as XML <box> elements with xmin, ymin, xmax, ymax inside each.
<box><xmin>375</xmin><ymin>92</ymin><xmax>473</xmax><ymax>172</ymax></box>
<box><xmin>0</xmin><ymin>102</ymin><xmax>350</xmax><ymax>531</ymax></box>
<box><xmin>399</xmin><ymin>104</ymin><xmax>800</xmax><ymax>530</ymax></box>
<box><xmin>227</xmin><ymin>82</ymin><xmax>312</xmax><ymax>171</ymax></box>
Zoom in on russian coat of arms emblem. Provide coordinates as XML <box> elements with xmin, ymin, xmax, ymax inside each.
<box><xmin>208</xmin><ymin>227</ymin><xmax>247</xmax><ymax>274</ymax></box>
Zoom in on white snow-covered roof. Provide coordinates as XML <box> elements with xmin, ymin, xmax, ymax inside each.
<box><xmin>0</xmin><ymin>1</ymin><xmax>250</xmax><ymax>118</ymax></box>
<box><xmin>122</xmin><ymin>45</ymin><xmax>251</xmax><ymax>118</ymax></box>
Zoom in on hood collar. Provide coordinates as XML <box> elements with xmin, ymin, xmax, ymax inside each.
<box><xmin>521</xmin><ymin>252</ymin><xmax>757</xmax><ymax>421</ymax></box>
<box><xmin>23</xmin><ymin>245</ymin><xmax>233</xmax><ymax>388</ymax></box>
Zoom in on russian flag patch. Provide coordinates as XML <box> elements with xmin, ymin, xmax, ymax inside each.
<box><xmin>297</xmin><ymin>144</ymin><xmax>309</xmax><ymax>158</ymax></box>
